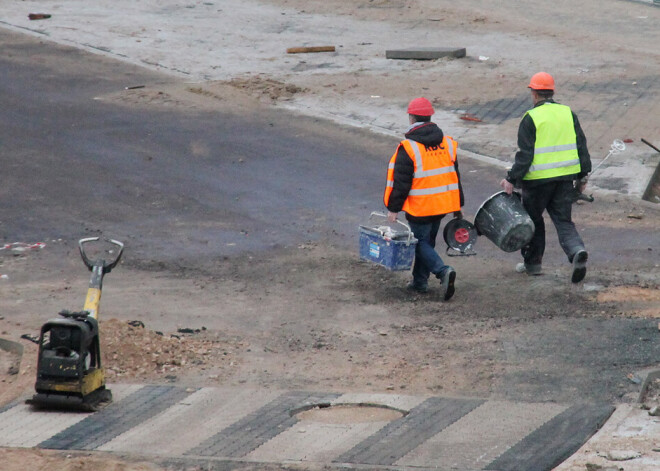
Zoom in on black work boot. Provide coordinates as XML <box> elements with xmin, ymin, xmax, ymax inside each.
<box><xmin>440</xmin><ymin>268</ymin><xmax>456</xmax><ymax>301</ymax></box>
<box><xmin>406</xmin><ymin>282</ymin><xmax>429</xmax><ymax>294</ymax></box>
<box><xmin>571</xmin><ymin>250</ymin><xmax>588</xmax><ymax>283</ymax></box>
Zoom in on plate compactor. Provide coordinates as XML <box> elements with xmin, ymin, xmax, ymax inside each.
<box><xmin>28</xmin><ymin>237</ymin><xmax>124</xmax><ymax>411</ymax></box>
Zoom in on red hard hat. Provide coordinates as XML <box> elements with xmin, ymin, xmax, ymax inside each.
<box><xmin>407</xmin><ymin>97</ymin><xmax>434</xmax><ymax>116</ymax></box>
<box><xmin>528</xmin><ymin>72</ymin><xmax>555</xmax><ymax>91</ymax></box>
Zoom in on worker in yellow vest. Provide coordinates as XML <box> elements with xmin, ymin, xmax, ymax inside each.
<box><xmin>500</xmin><ymin>72</ymin><xmax>592</xmax><ymax>283</ymax></box>
<box><xmin>384</xmin><ymin>97</ymin><xmax>464</xmax><ymax>300</ymax></box>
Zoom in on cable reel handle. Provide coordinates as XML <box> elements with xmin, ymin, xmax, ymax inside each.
<box><xmin>611</xmin><ymin>139</ymin><xmax>626</xmax><ymax>153</ymax></box>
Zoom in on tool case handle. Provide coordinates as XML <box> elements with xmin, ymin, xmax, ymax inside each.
<box><xmin>367</xmin><ymin>211</ymin><xmax>415</xmax><ymax>245</ymax></box>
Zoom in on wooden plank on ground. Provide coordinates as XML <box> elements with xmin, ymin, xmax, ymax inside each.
<box><xmin>287</xmin><ymin>46</ymin><xmax>335</xmax><ymax>54</ymax></box>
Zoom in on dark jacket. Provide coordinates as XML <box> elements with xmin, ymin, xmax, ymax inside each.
<box><xmin>506</xmin><ymin>99</ymin><xmax>591</xmax><ymax>188</ymax></box>
<box><xmin>386</xmin><ymin>122</ymin><xmax>465</xmax><ymax>224</ymax></box>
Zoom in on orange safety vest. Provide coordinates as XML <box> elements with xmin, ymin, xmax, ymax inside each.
<box><xmin>384</xmin><ymin>136</ymin><xmax>461</xmax><ymax>217</ymax></box>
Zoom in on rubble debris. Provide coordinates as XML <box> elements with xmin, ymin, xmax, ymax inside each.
<box><xmin>602</xmin><ymin>450</ymin><xmax>642</xmax><ymax>461</ymax></box>
<box><xmin>20</xmin><ymin>334</ymin><xmax>39</xmax><ymax>344</ymax></box>
<box><xmin>177</xmin><ymin>327</ymin><xmax>201</xmax><ymax>334</ymax></box>
<box><xmin>0</xmin><ymin>242</ymin><xmax>46</xmax><ymax>252</ymax></box>
<box><xmin>100</xmin><ymin>318</ymin><xmax>240</xmax><ymax>381</ymax></box>
<box><xmin>286</xmin><ymin>46</ymin><xmax>335</xmax><ymax>54</ymax></box>
<box><xmin>460</xmin><ymin>113</ymin><xmax>482</xmax><ymax>122</ymax></box>
<box><xmin>586</xmin><ymin>464</ymin><xmax>622</xmax><ymax>471</ymax></box>
<box><xmin>28</xmin><ymin>13</ymin><xmax>51</xmax><ymax>20</ymax></box>
<box><xmin>228</xmin><ymin>76</ymin><xmax>306</xmax><ymax>102</ymax></box>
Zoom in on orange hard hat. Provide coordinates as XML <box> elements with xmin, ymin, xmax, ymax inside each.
<box><xmin>407</xmin><ymin>97</ymin><xmax>434</xmax><ymax>116</ymax></box>
<box><xmin>528</xmin><ymin>72</ymin><xmax>555</xmax><ymax>91</ymax></box>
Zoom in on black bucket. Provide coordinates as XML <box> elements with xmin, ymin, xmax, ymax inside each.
<box><xmin>474</xmin><ymin>191</ymin><xmax>535</xmax><ymax>252</ymax></box>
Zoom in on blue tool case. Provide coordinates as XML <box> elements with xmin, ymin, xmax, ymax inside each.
<box><xmin>358</xmin><ymin>212</ymin><xmax>417</xmax><ymax>271</ymax></box>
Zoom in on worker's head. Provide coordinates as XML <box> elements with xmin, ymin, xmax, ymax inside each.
<box><xmin>528</xmin><ymin>72</ymin><xmax>555</xmax><ymax>103</ymax></box>
<box><xmin>407</xmin><ymin>97</ymin><xmax>434</xmax><ymax>123</ymax></box>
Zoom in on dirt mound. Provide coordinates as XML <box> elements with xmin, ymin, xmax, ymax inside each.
<box><xmin>101</xmin><ymin>318</ymin><xmax>244</xmax><ymax>384</ymax></box>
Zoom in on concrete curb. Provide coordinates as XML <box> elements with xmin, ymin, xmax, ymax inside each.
<box><xmin>638</xmin><ymin>369</ymin><xmax>660</xmax><ymax>403</ymax></box>
<box><xmin>0</xmin><ymin>337</ymin><xmax>24</xmax><ymax>374</ymax></box>
<box><xmin>280</xmin><ymin>102</ymin><xmax>511</xmax><ymax>170</ymax></box>
<box><xmin>629</xmin><ymin>0</ymin><xmax>660</xmax><ymax>6</ymax></box>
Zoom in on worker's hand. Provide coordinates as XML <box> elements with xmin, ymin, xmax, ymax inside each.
<box><xmin>453</xmin><ymin>210</ymin><xmax>463</xmax><ymax>219</ymax></box>
<box><xmin>578</xmin><ymin>178</ymin><xmax>588</xmax><ymax>193</ymax></box>
<box><xmin>387</xmin><ymin>211</ymin><xmax>398</xmax><ymax>223</ymax></box>
<box><xmin>500</xmin><ymin>179</ymin><xmax>514</xmax><ymax>195</ymax></box>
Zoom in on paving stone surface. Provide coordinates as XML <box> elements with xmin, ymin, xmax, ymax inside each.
<box><xmin>0</xmin><ymin>384</ymin><xmax>615</xmax><ymax>471</ymax></box>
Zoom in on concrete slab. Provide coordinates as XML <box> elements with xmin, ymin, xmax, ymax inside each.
<box><xmin>396</xmin><ymin>400</ymin><xmax>568</xmax><ymax>469</ymax></box>
<box><xmin>385</xmin><ymin>47</ymin><xmax>467</xmax><ymax>60</ymax></box>
<box><xmin>0</xmin><ymin>384</ymin><xmax>140</xmax><ymax>448</ymax></box>
<box><xmin>98</xmin><ymin>387</ymin><xmax>282</xmax><ymax>455</ymax></box>
<box><xmin>246</xmin><ymin>420</ymin><xmax>388</xmax><ymax>462</ymax></box>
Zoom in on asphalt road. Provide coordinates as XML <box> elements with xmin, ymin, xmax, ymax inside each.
<box><xmin>2</xmin><ymin>28</ymin><xmax>657</xmax><ymax>270</ymax></box>
<box><xmin>0</xmin><ymin>28</ymin><xmax>391</xmax><ymax>264</ymax></box>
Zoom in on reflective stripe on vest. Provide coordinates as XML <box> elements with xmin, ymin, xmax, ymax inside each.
<box><xmin>524</xmin><ymin>103</ymin><xmax>581</xmax><ymax>180</ymax></box>
<box><xmin>384</xmin><ymin>136</ymin><xmax>461</xmax><ymax>217</ymax></box>
<box><xmin>409</xmin><ymin>183</ymin><xmax>460</xmax><ymax>196</ymax></box>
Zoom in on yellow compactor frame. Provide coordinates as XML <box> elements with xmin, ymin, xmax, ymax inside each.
<box><xmin>28</xmin><ymin>237</ymin><xmax>124</xmax><ymax>411</ymax></box>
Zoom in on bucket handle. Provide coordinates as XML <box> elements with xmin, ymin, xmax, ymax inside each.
<box><xmin>369</xmin><ymin>211</ymin><xmax>415</xmax><ymax>246</ymax></box>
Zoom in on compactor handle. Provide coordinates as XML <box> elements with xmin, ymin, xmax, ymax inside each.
<box><xmin>79</xmin><ymin>237</ymin><xmax>124</xmax><ymax>273</ymax></box>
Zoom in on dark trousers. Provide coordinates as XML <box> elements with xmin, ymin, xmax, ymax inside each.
<box><xmin>408</xmin><ymin>218</ymin><xmax>451</xmax><ymax>287</ymax></box>
<box><xmin>521</xmin><ymin>180</ymin><xmax>585</xmax><ymax>266</ymax></box>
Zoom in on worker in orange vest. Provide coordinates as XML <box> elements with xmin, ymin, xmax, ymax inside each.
<box><xmin>384</xmin><ymin>97</ymin><xmax>464</xmax><ymax>300</ymax></box>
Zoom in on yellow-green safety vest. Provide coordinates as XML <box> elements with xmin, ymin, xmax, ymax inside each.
<box><xmin>524</xmin><ymin>103</ymin><xmax>581</xmax><ymax>180</ymax></box>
